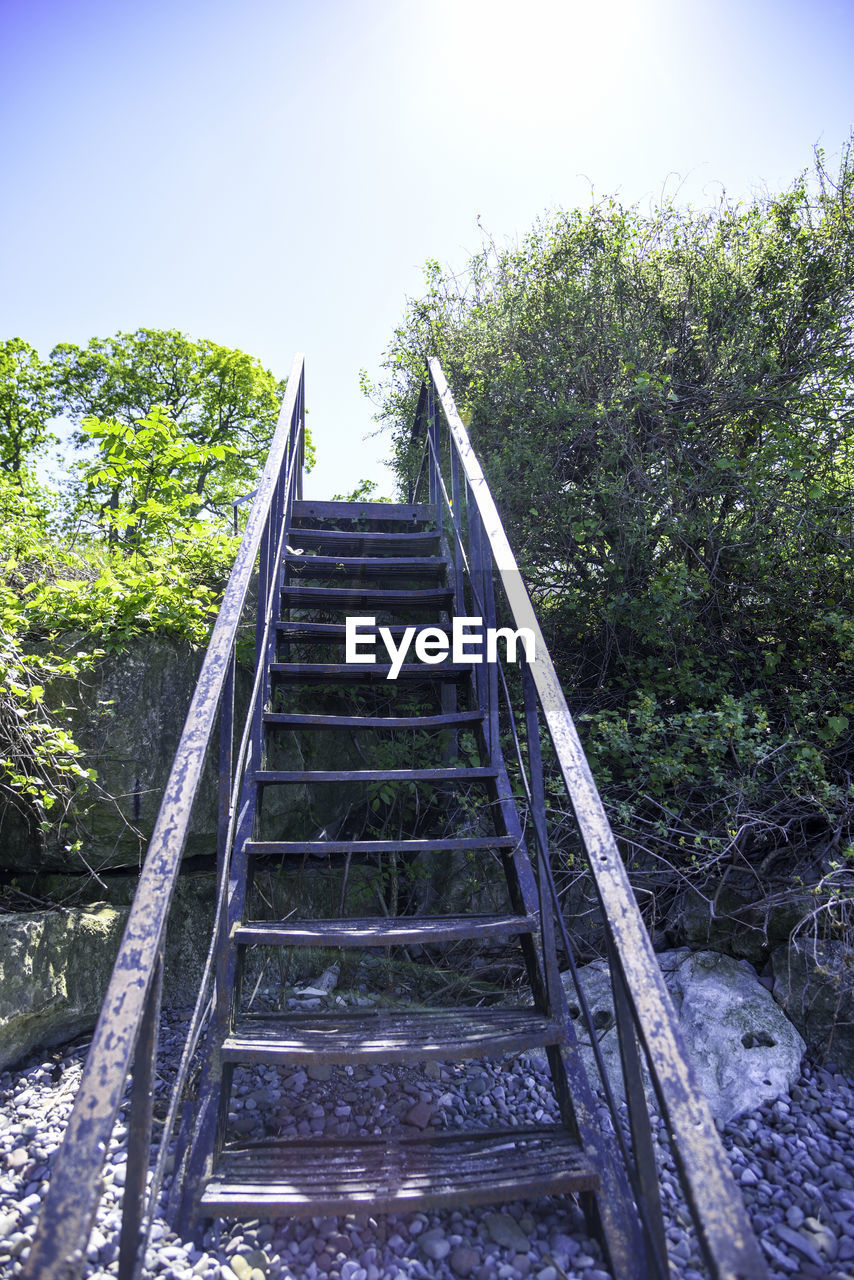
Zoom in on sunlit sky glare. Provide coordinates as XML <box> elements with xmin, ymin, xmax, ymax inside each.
<box><xmin>2</xmin><ymin>0</ymin><xmax>852</xmax><ymax>498</ymax></box>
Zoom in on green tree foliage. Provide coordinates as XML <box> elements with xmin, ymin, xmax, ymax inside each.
<box><xmin>0</xmin><ymin>329</ymin><xmax>303</xmax><ymax>873</ymax></box>
<box><xmin>0</xmin><ymin>339</ymin><xmax>58</xmax><ymax>475</ymax></box>
<box><xmin>51</xmin><ymin>327</ymin><xmax>314</xmax><ymax>520</ymax></box>
<box><xmin>72</xmin><ymin>407</ymin><xmax>234</xmax><ymax>552</ymax></box>
<box><xmin>375</xmin><ymin>143</ymin><xmax>854</xmax><ymax>907</ymax></box>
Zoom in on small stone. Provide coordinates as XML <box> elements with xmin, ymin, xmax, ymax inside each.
<box><xmin>803</xmin><ymin>1219</ymin><xmax>838</xmax><ymax>1261</ymax></box>
<box><xmin>405</xmin><ymin>1100</ymin><xmax>433</xmax><ymax>1130</ymax></box>
<box><xmin>7</xmin><ymin>1148</ymin><xmax>29</xmax><ymax>1171</ymax></box>
<box><xmin>548</xmin><ymin>1231</ymin><xmax>579</xmax><ymax>1262</ymax></box>
<box><xmin>774</xmin><ymin>1224</ymin><xmax>826</xmax><ymax>1268</ymax></box>
<box><xmin>512</xmin><ymin>1254</ymin><xmax>532</xmax><ymax>1275</ymax></box>
<box><xmin>785</xmin><ymin>1204</ymin><xmax>805</xmax><ymax>1229</ymax></box>
<box><xmin>420</xmin><ymin>1229</ymin><xmax>450</xmax><ymax>1261</ymax></box>
<box><xmin>536</xmin><ymin>1269</ymin><xmax>558</xmax><ymax>1280</ymax></box>
<box><xmin>341</xmin><ymin>1262</ymin><xmax>366</xmax><ymax>1280</ymax></box>
<box><xmin>483</xmin><ymin>1213</ymin><xmax>530</xmax><ymax>1252</ymax></box>
<box><xmin>242</xmin><ymin>1250</ymin><xmax>268</xmax><ymax>1270</ymax></box>
<box><xmin>307</xmin><ymin>1064</ymin><xmax>333</xmax><ymax>1082</ymax></box>
<box><xmin>449</xmin><ymin>1246</ymin><xmax>480</xmax><ymax>1277</ymax></box>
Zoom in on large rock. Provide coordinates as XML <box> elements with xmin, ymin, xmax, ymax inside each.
<box><xmin>0</xmin><ymin>881</ymin><xmax>218</xmax><ymax>1068</ymax></box>
<box><xmin>1</xmin><ymin>636</ymin><xmax>229</xmax><ymax>872</ymax></box>
<box><xmin>771</xmin><ymin>938</ymin><xmax>854</xmax><ymax>1073</ymax></box>
<box><xmin>0</xmin><ymin>851</ymin><xmax>401</xmax><ymax>1069</ymax></box>
<box><xmin>1</xmin><ymin>635</ymin><xmax>359</xmax><ymax>874</ymax></box>
<box><xmin>674</xmin><ymin>884</ymin><xmax>815</xmax><ymax>967</ymax></box>
<box><xmin>0</xmin><ymin>906</ymin><xmax>127</xmax><ymax>1070</ymax></box>
<box><xmin>561</xmin><ymin>948</ymin><xmax>805</xmax><ymax>1121</ymax></box>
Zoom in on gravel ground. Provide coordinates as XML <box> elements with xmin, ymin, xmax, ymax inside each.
<box><xmin>1</xmin><ymin>1009</ymin><xmax>852</xmax><ymax>1280</ymax></box>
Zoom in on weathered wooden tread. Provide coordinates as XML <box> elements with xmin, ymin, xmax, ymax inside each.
<box><xmin>201</xmin><ymin>1127</ymin><xmax>598</xmax><ymax>1215</ymax></box>
<box><xmin>222</xmin><ymin>1009</ymin><xmax>566</xmax><ymax>1064</ymax></box>
<box><xmin>254</xmin><ymin>767</ymin><xmax>497</xmax><ymax>785</ymax></box>
<box><xmin>292</xmin><ymin>499</ymin><xmax>432</xmax><ymax>523</ymax></box>
<box><xmin>244</xmin><ymin>836</ymin><xmax>518</xmax><ymax>856</ymax></box>
<box><xmin>280</xmin><ymin>586</ymin><xmax>453</xmax><ymax>608</ymax></box>
<box><xmin>284</xmin><ymin>554</ymin><xmax>446</xmax><ymax>576</ymax></box>
<box><xmin>290</xmin><ymin>529</ymin><xmax>440</xmax><ymax>552</ymax></box>
<box><xmin>276</xmin><ymin>621</ymin><xmax>454</xmax><ymax>640</ymax></box>
<box><xmin>263</xmin><ymin>710</ymin><xmax>483</xmax><ymax>730</ymax></box>
<box><xmin>269</xmin><ymin>661</ymin><xmax>471</xmax><ymax>681</ymax></box>
<box><xmin>234</xmin><ymin>913</ymin><xmax>536</xmax><ymax>948</ymax></box>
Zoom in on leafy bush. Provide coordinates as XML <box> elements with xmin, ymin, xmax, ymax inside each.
<box><xmin>0</xmin><ymin>328</ymin><xmax>302</xmax><ymax>876</ymax></box>
<box><xmin>373</xmin><ymin>141</ymin><xmax>854</xmax><ymax>917</ymax></box>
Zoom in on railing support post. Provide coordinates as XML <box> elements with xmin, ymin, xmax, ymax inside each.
<box><xmin>217</xmin><ymin>655</ymin><xmax>235</xmax><ymax>882</ymax></box>
<box><xmin>520</xmin><ymin>658</ymin><xmax>564</xmax><ymax>1017</ymax></box>
<box><xmin>606</xmin><ymin>935</ymin><xmax>670</xmax><ymax>1280</ymax></box>
<box><xmin>117</xmin><ymin>948</ymin><xmax>163</xmax><ymax>1280</ymax></box>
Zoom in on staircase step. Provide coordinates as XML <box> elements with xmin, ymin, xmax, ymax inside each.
<box><xmin>276</xmin><ymin>621</ymin><xmax>453</xmax><ymax>640</ymax></box>
<box><xmin>263</xmin><ymin>710</ymin><xmax>482</xmax><ymax>730</ymax></box>
<box><xmin>244</xmin><ymin>836</ymin><xmax>518</xmax><ymax>856</ymax></box>
<box><xmin>254</xmin><ymin>767</ymin><xmax>498</xmax><ymax>785</ymax></box>
<box><xmin>234</xmin><ymin>913</ymin><xmax>536</xmax><ymax>948</ymax></box>
<box><xmin>269</xmin><ymin>662</ymin><xmax>470</xmax><ymax>681</ymax></box>
<box><xmin>292</xmin><ymin>500</ymin><xmax>433</xmax><ymax>524</ymax></box>
<box><xmin>222</xmin><ymin>1009</ymin><xmax>566</xmax><ymax>1065</ymax></box>
<box><xmin>290</xmin><ymin>528</ymin><xmax>441</xmax><ymax>554</ymax></box>
<box><xmin>284</xmin><ymin>555</ymin><xmax>446</xmax><ymax>578</ymax></box>
<box><xmin>281</xmin><ymin>586</ymin><xmax>454</xmax><ymax>610</ymax></box>
<box><xmin>200</xmin><ymin>1127</ymin><xmax>598</xmax><ymax>1216</ymax></box>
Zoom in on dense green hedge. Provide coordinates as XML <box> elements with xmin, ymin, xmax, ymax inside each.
<box><xmin>372</xmin><ymin>142</ymin><xmax>854</xmax><ymax>929</ymax></box>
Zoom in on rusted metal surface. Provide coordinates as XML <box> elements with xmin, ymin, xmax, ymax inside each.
<box><xmin>428</xmin><ymin>356</ymin><xmax>768</xmax><ymax>1280</ymax></box>
<box><xmin>222</xmin><ymin>1008</ymin><xmax>566</xmax><ymax>1063</ymax></box>
<box><xmin>234</xmin><ymin>912</ymin><xmax>536</xmax><ymax>947</ymax></box>
<box><xmin>607</xmin><ymin>936</ymin><xmax>669</xmax><ymax>1279</ymax></box>
<box><xmin>201</xmin><ymin>1126</ymin><xmax>599</xmax><ymax>1216</ymax></box>
<box><xmin>117</xmin><ymin>951</ymin><xmax>163</xmax><ymax>1280</ymax></box>
<box><xmin>22</xmin><ymin>355</ymin><xmax>306</xmax><ymax>1280</ymax></box>
<box><xmin>291</xmin><ymin>498</ymin><xmax>432</xmax><ymax>522</ymax></box>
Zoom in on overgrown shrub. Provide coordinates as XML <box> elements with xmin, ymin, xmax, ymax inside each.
<box><xmin>372</xmin><ymin>141</ymin><xmax>854</xmax><ymax>931</ymax></box>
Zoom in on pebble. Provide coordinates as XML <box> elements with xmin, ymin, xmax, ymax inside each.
<box><xmin>449</xmin><ymin>1245</ymin><xmax>480</xmax><ymax>1276</ymax></box>
<box><xmin>404</xmin><ymin>1100</ymin><xmax>433</xmax><ymax>1130</ymax></box>
<box><xmin>0</xmin><ymin>1011</ymin><xmax>852</xmax><ymax>1280</ymax></box>
<box><xmin>419</xmin><ymin>1228</ymin><xmax>450</xmax><ymax>1261</ymax></box>
<box><xmin>482</xmin><ymin>1211</ymin><xmax>530</xmax><ymax>1252</ymax></box>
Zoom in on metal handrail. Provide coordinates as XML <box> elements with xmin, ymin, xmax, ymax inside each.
<box><xmin>424</xmin><ymin>357</ymin><xmax>768</xmax><ymax>1280</ymax></box>
<box><xmin>23</xmin><ymin>354</ymin><xmax>307</xmax><ymax>1280</ymax></box>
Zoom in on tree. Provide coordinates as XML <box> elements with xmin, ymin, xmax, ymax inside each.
<box><xmin>51</xmin><ymin>328</ymin><xmax>313</xmax><ymax>519</ymax></box>
<box><xmin>0</xmin><ymin>339</ymin><xmax>58</xmax><ymax>476</ymax></box>
<box><xmin>373</xmin><ymin>140</ymin><xmax>854</xmax><ymax>913</ymax></box>
<box><xmin>71</xmin><ymin>406</ymin><xmax>235</xmax><ymax>553</ymax></box>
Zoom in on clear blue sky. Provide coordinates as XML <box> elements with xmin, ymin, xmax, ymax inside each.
<box><xmin>1</xmin><ymin>0</ymin><xmax>852</xmax><ymax>498</ymax></box>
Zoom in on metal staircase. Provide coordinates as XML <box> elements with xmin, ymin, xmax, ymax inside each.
<box><xmin>169</xmin><ymin>495</ymin><xmax>633</xmax><ymax>1257</ymax></box>
<box><xmin>23</xmin><ymin>356</ymin><xmax>769</xmax><ymax>1280</ymax></box>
